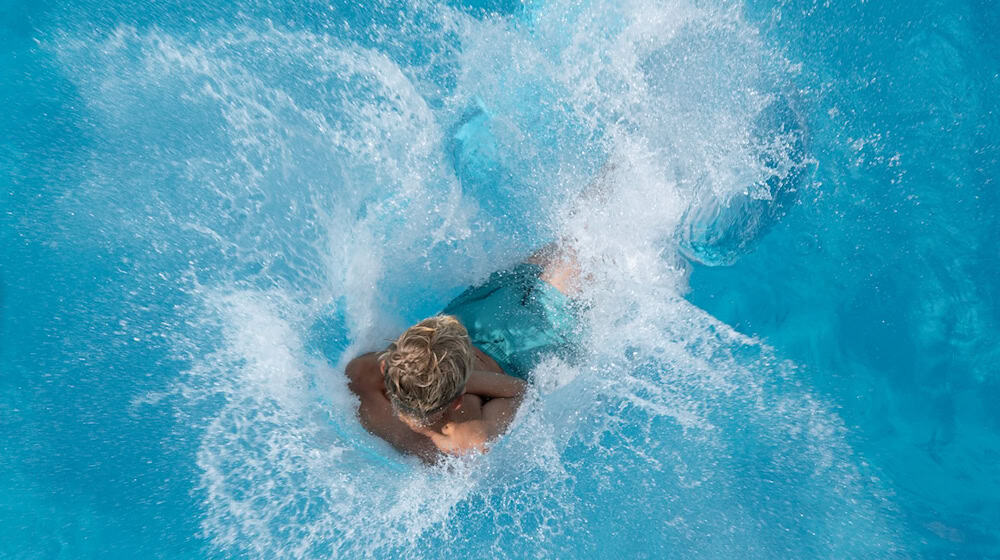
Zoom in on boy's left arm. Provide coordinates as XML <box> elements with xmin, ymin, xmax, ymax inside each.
<box><xmin>464</xmin><ymin>369</ymin><xmax>526</xmax><ymax>399</ymax></box>
<box><xmin>444</xmin><ymin>393</ymin><xmax>522</xmax><ymax>455</ymax></box>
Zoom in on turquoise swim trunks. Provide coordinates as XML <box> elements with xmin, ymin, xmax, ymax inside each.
<box><xmin>442</xmin><ymin>263</ymin><xmax>580</xmax><ymax>379</ymax></box>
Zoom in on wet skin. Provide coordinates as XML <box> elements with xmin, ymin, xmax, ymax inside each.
<box><xmin>345</xmin><ymin>347</ymin><xmax>525</xmax><ymax>462</ymax></box>
<box><xmin>345</xmin><ymin>244</ymin><xmax>579</xmax><ymax>461</ymax></box>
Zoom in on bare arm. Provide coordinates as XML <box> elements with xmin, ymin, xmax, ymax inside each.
<box><xmin>464</xmin><ymin>369</ymin><xmax>525</xmax><ymax>437</ymax></box>
<box><xmin>480</xmin><ymin>393</ymin><xmax>522</xmax><ymax>439</ymax></box>
<box><xmin>448</xmin><ymin>350</ymin><xmax>526</xmax><ymax>452</ymax></box>
<box><xmin>442</xmin><ymin>395</ymin><xmax>521</xmax><ymax>454</ymax></box>
<box><xmin>346</xmin><ymin>354</ymin><xmax>439</xmax><ymax>463</ymax></box>
<box><xmin>464</xmin><ymin>369</ymin><xmax>526</xmax><ymax>399</ymax></box>
<box><xmin>355</xmin><ymin>392</ymin><xmax>440</xmax><ymax>463</ymax></box>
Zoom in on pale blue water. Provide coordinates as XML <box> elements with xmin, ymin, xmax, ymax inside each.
<box><xmin>1</xmin><ymin>0</ymin><xmax>997</xmax><ymax>558</ymax></box>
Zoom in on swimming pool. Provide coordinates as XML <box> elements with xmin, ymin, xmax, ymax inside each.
<box><xmin>2</xmin><ymin>0</ymin><xmax>997</xmax><ymax>557</ymax></box>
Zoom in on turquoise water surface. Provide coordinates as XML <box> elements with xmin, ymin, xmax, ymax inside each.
<box><xmin>2</xmin><ymin>0</ymin><xmax>998</xmax><ymax>558</ymax></box>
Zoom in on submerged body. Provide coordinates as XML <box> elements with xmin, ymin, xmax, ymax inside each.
<box><xmin>345</xmin><ymin>246</ymin><xmax>580</xmax><ymax>461</ymax></box>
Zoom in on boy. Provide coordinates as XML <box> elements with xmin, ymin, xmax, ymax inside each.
<box><xmin>345</xmin><ymin>245</ymin><xmax>580</xmax><ymax>461</ymax></box>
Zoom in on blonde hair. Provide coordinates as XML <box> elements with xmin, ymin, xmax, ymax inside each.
<box><xmin>380</xmin><ymin>315</ymin><xmax>473</xmax><ymax>423</ymax></box>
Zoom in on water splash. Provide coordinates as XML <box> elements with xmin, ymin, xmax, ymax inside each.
<box><xmin>46</xmin><ymin>0</ymin><xmax>907</xmax><ymax>556</ymax></box>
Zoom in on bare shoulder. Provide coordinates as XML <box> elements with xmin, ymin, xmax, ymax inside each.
<box><xmin>345</xmin><ymin>352</ymin><xmax>380</xmax><ymax>396</ymax></box>
<box><xmin>345</xmin><ymin>351</ymin><xmax>439</xmax><ymax>461</ymax></box>
<box><xmin>439</xmin><ymin>421</ymin><xmax>490</xmax><ymax>455</ymax></box>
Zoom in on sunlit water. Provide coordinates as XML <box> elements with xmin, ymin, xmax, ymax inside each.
<box><xmin>2</xmin><ymin>0</ymin><xmax>997</xmax><ymax>558</ymax></box>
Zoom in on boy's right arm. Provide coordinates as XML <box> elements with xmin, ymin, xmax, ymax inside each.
<box><xmin>345</xmin><ymin>354</ymin><xmax>439</xmax><ymax>463</ymax></box>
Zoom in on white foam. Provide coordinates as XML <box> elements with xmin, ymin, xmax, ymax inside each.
<box><xmin>56</xmin><ymin>1</ymin><xmax>908</xmax><ymax>555</ymax></box>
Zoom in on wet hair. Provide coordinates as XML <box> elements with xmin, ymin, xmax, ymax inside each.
<box><xmin>380</xmin><ymin>315</ymin><xmax>472</xmax><ymax>425</ymax></box>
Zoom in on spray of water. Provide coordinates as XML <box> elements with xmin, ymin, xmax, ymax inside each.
<box><xmin>50</xmin><ymin>0</ymin><xmax>904</xmax><ymax>556</ymax></box>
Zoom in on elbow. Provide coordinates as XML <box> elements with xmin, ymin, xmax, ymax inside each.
<box><xmin>512</xmin><ymin>378</ymin><xmax>528</xmax><ymax>399</ymax></box>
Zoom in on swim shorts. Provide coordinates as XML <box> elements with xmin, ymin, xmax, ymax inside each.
<box><xmin>442</xmin><ymin>263</ymin><xmax>580</xmax><ymax>379</ymax></box>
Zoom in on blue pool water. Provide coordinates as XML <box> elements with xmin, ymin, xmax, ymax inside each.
<box><xmin>2</xmin><ymin>0</ymin><xmax>997</xmax><ymax>558</ymax></box>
